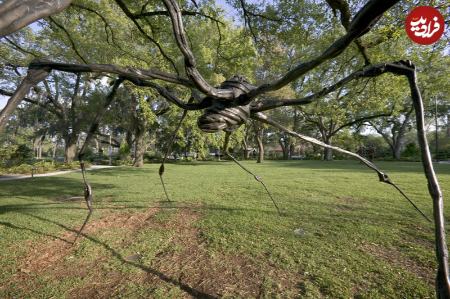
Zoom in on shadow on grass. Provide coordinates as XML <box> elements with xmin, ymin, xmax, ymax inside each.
<box><xmin>0</xmin><ymin>176</ymin><xmax>116</xmax><ymax>198</ymax></box>
<box><xmin>0</xmin><ymin>202</ymin><xmax>86</xmax><ymax>214</ymax></box>
<box><xmin>9</xmin><ymin>212</ymin><xmax>218</xmax><ymax>299</ymax></box>
<box><xmin>271</xmin><ymin>160</ymin><xmax>450</xmax><ymax>175</ymax></box>
<box><xmin>0</xmin><ymin>221</ymin><xmax>72</xmax><ymax>244</ymax></box>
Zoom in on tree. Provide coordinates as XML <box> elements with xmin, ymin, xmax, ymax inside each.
<box><xmin>0</xmin><ymin>0</ymin><xmax>72</xmax><ymax>37</ymax></box>
<box><xmin>1</xmin><ymin>72</ymin><xmax>120</xmax><ymax>162</ymax></box>
<box><xmin>368</xmin><ymin>101</ymin><xmax>414</xmax><ymax>159</ymax></box>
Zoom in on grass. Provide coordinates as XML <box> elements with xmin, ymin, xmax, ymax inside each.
<box><xmin>0</xmin><ymin>160</ymin><xmax>449</xmax><ymax>298</ymax></box>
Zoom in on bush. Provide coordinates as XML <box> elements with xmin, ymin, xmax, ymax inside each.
<box><xmin>119</xmin><ymin>142</ymin><xmax>131</xmax><ymax>159</ymax></box>
<box><xmin>0</xmin><ymin>161</ymin><xmax>92</xmax><ymax>175</ymax></box>
<box><xmin>8</xmin><ymin>164</ymin><xmax>34</xmax><ymax>174</ymax></box>
<box><xmin>0</xmin><ymin>145</ymin><xmax>18</xmax><ymax>165</ymax></box>
<box><xmin>402</xmin><ymin>142</ymin><xmax>419</xmax><ymax>157</ymax></box>
<box><xmin>436</xmin><ymin>148</ymin><xmax>450</xmax><ymax>161</ymax></box>
<box><xmin>112</xmin><ymin>159</ymin><xmax>131</xmax><ymax>166</ymax></box>
<box><xmin>144</xmin><ymin>151</ymin><xmax>159</xmax><ymax>163</ymax></box>
<box><xmin>304</xmin><ymin>152</ymin><xmax>323</xmax><ymax>160</ymax></box>
<box><xmin>33</xmin><ymin>161</ymin><xmax>57</xmax><ymax>172</ymax></box>
<box><xmin>11</xmin><ymin>144</ymin><xmax>33</xmax><ymax>162</ymax></box>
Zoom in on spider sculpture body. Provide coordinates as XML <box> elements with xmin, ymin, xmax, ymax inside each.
<box><xmin>197</xmin><ymin>76</ymin><xmax>253</xmax><ymax>133</ymax></box>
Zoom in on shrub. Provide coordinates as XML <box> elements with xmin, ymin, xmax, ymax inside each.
<box><xmin>9</xmin><ymin>164</ymin><xmax>34</xmax><ymax>174</ymax></box>
<box><xmin>0</xmin><ymin>145</ymin><xmax>18</xmax><ymax>165</ymax></box>
<box><xmin>402</xmin><ymin>143</ymin><xmax>420</xmax><ymax>158</ymax></box>
<box><xmin>119</xmin><ymin>142</ymin><xmax>131</xmax><ymax>159</ymax></box>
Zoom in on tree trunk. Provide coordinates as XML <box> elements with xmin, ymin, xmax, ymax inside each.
<box><xmin>37</xmin><ymin>143</ymin><xmax>42</xmax><ymax>159</ymax></box>
<box><xmin>33</xmin><ymin>137</ymin><xmax>39</xmax><ymax>159</ymax></box>
<box><xmin>279</xmin><ymin>138</ymin><xmax>289</xmax><ymax>160</ymax></box>
<box><xmin>408</xmin><ymin>72</ymin><xmax>450</xmax><ymax>298</ymax></box>
<box><xmin>34</xmin><ymin>134</ymin><xmax>45</xmax><ymax>159</ymax></box>
<box><xmin>256</xmin><ymin>128</ymin><xmax>264</xmax><ymax>163</ymax></box>
<box><xmin>324</xmin><ymin>147</ymin><xmax>333</xmax><ymax>161</ymax></box>
<box><xmin>323</xmin><ymin>137</ymin><xmax>333</xmax><ymax>161</ymax></box>
<box><xmin>125</xmin><ymin>130</ymin><xmax>133</xmax><ymax>156</ymax></box>
<box><xmin>133</xmin><ymin>129</ymin><xmax>146</xmax><ymax>167</ymax></box>
<box><xmin>52</xmin><ymin>141</ymin><xmax>57</xmax><ymax>162</ymax></box>
<box><xmin>242</xmin><ymin>138</ymin><xmax>250</xmax><ymax>160</ymax></box>
<box><xmin>289</xmin><ymin>143</ymin><xmax>296</xmax><ymax>158</ymax></box>
<box><xmin>446</xmin><ymin>113</ymin><xmax>450</xmax><ymax>137</ymax></box>
<box><xmin>64</xmin><ymin>137</ymin><xmax>77</xmax><ymax>163</ymax></box>
<box><xmin>393</xmin><ymin>141</ymin><xmax>402</xmax><ymax>160</ymax></box>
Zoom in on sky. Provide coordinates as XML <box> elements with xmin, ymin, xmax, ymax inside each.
<box><xmin>0</xmin><ymin>95</ymin><xmax>6</xmax><ymax>110</ymax></box>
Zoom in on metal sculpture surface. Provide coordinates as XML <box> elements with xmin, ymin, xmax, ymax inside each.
<box><xmin>0</xmin><ymin>0</ymin><xmax>448</xmax><ymax>297</ymax></box>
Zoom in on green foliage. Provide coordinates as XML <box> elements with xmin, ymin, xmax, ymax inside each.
<box><xmin>0</xmin><ymin>145</ymin><xmax>18</xmax><ymax>165</ymax></box>
<box><xmin>0</xmin><ymin>161</ymin><xmax>92</xmax><ymax>175</ymax></box>
<box><xmin>402</xmin><ymin>142</ymin><xmax>420</xmax><ymax>158</ymax></box>
<box><xmin>10</xmin><ymin>144</ymin><xmax>33</xmax><ymax>163</ymax></box>
<box><xmin>119</xmin><ymin>141</ymin><xmax>130</xmax><ymax>158</ymax></box>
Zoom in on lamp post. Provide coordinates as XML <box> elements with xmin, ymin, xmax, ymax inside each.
<box><xmin>109</xmin><ymin>130</ymin><xmax>112</xmax><ymax>166</ymax></box>
<box><xmin>435</xmin><ymin>96</ymin><xmax>439</xmax><ymax>162</ymax></box>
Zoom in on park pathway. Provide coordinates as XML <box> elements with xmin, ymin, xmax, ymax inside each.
<box><xmin>0</xmin><ymin>165</ymin><xmax>115</xmax><ymax>182</ymax></box>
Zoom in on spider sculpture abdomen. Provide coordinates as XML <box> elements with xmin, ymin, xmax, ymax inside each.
<box><xmin>197</xmin><ymin>102</ymin><xmax>250</xmax><ymax>133</ymax></box>
<box><xmin>197</xmin><ymin>75</ymin><xmax>254</xmax><ymax>133</ymax></box>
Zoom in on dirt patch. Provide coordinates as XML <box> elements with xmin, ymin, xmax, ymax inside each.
<box><xmin>6</xmin><ymin>207</ymin><xmax>160</xmax><ymax>296</ymax></box>
<box><xmin>401</xmin><ymin>224</ymin><xmax>435</xmax><ymax>250</ymax></box>
<box><xmin>145</xmin><ymin>209</ymin><xmax>301</xmax><ymax>298</ymax></box>
<box><xmin>54</xmin><ymin>195</ymin><xmax>85</xmax><ymax>202</ymax></box>
<box><xmin>8</xmin><ymin>206</ymin><xmax>302</xmax><ymax>298</ymax></box>
<box><xmin>359</xmin><ymin>242</ymin><xmax>434</xmax><ymax>284</ymax></box>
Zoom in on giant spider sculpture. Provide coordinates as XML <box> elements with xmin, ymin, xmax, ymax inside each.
<box><xmin>0</xmin><ymin>0</ymin><xmax>448</xmax><ymax>296</ymax></box>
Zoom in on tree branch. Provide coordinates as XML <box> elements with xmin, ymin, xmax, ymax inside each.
<box><xmin>113</xmin><ymin>0</ymin><xmax>179</xmax><ymax>74</ymax></box>
<box><xmin>0</xmin><ymin>88</ymin><xmax>62</xmax><ymax>118</ymax></box>
<box><xmin>78</xmin><ymin>78</ymin><xmax>124</xmax><ymax>159</ymax></box>
<box><xmin>331</xmin><ymin>111</ymin><xmax>392</xmax><ymax>136</ymax></box>
<box><xmin>253</xmin><ymin>60</ymin><xmax>403</xmax><ymax>112</ymax></box>
<box><xmin>0</xmin><ymin>67</ymin><xmax>51</xmax><ymax>132</ymax></box>
<box><xmin>162</xmin><ymin>0</ymin><xmax>235</xmax><ymax>99</ymax></box>
<box><xmin>134</xmin><ymin>9</ymin><xmax>224</xmax><ymax>25</ymax></box>
<box><xmin>244</xmin><ymin>0</ymin><xmax>400</xmax><ymax>101</ymax></box>
<box><xmin>70</xmin><ymin>3</ymin><xmax>113</xmax><ymax>44</ymax></box>
<box><xmin>367</xmin><ymin>120</ymin><xmax>394</xmax><ymax>149</ymax></box>
<box><xmin>42</xmin><ymin>79</ymin><xmax>65</xmax><ymax>114</ymax></box>
<box><xmin>122</xmin><ymin>77</ymin><xmax>209</xmax><ymax>111</ymax></box>
<box><xmin>326</xmin><ymin>0</ymin><xmax>371</xmax><ymax>65</ymax></box>
<box><xmin>29</xmin><ymin>60</ymin><xmax>194</xmax><ymax>87</ymax></box>
<box><xmin>48</xmin><ymin>16</ymin><xmax>88</xmax><ymax>64</ymax></box>
<box><xmin>0</xmin><ymin>0</ymin><xmax>72</xmax><ymax>37</ymax></box>
<box><xmin>3</xmin><ymin>36</ymin><xmax>39</xmax><ymax>57</ymax></box>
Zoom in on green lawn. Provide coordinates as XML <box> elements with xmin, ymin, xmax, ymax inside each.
<box><xmin>1</xmin><ymin>160</ymin><xmax>449</xmax><ymax>298</ymax></box>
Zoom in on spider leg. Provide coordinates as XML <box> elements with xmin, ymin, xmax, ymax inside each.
<box><xmin>73</xmin><ymin>162</ymin><xmax>93</xmax><ymax>243</ymax></box>
<box><xmin>73</xmin><ymin>78</ymin><xmax>123</xmax><ymax>243</ymax></box>
<box><xmin>159</xmin><ymin>107</ymin><xmax>190</xmax><ymax>202</ymax></box>
<box><xmin>223</xmin><ymin>131</ymin><xmax>282</xmax><ymax>215</ymax></box>
<box><xmin>252</xmin><ymin>112</ymin><xmax>431</xmax><ymax>222</ymax></box>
